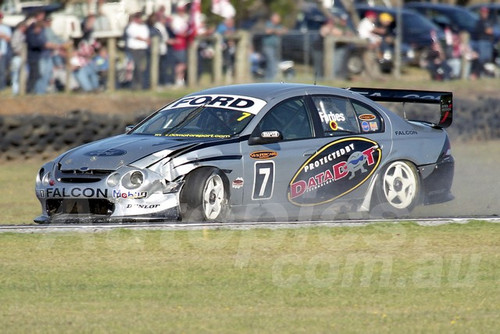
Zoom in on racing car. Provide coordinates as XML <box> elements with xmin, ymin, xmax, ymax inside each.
<box><xmin>34</xmin><ymin>83</ymin><xmax>454</xmax><ymax>223</ymax></box>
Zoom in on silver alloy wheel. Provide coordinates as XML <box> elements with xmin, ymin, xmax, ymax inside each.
<box><xmin>202</xmin><ymin>173</ymin><xmax>225</xmax><ymax>220</ymax></box>
<box><xmin>382</xmin><ymin>161</ymin><xmax>418</xmax><ymax>209</ymax></box>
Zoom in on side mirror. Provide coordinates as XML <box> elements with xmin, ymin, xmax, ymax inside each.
<box><xmin>248</xmin><ymin>130</ymin><xmax>283</xmax><ymax>145</ymax></box>
<box><xmin>125</xmin><ymin>125</ymin><xmax>135</xmax><ymax>133</ymax></box>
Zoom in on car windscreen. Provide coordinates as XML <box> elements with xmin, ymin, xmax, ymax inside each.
<box><xmin>131</xmin><ymin>106</ymin><xmax>255</xmax><ymax>139</ymax></box>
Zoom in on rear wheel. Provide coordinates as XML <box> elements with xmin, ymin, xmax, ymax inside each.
<box><xmin>373</xmin><ymin>161</ymin><xmax>420</xmax><ymax>217</ymax></box>
<box><xmin>180</xmin><ymin>168</ymin><xmax>228</xmax><ymax>222</ymax></box>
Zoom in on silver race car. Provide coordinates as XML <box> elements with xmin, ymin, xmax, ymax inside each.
<box><xmin>34</xmin><ymin>83</ymin><xmax>454</xmax><ymax>223</ymax></box>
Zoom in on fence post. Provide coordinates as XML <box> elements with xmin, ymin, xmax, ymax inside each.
<box><xmin>107</xmin><ymin>36</ymin><xmax>116</xmax><ymax>92</ymax></box>
<box><xmin>304</xmin><ymin>32</ymin><xmax>311</xmax><ymax>73</ymax></box>
<box><xmin>362</xmin><ymin>48</ymin><xmax>381</xmax><ymax>80</ymax></box>
<box><xmin>65</xmin><ymin>44</ymin><xmax>73</xmax><ymax>93</ymax></box>
<box><xmin>188</xmin><ymin>38</ymin><xmax>199</xmax><ymax>88</ymax></box>
<box><xmin>323</xmin><ymin>35</ymin><xmax>335</xmax><ymax>80</ymax></box>
<box><xmin>460</xmin><ymin>31</ymin><xmax>470</xmax><ymax>80</ymax></box>
<box><xmin>393</xmin><ymin>3</ymin><xmax>402</xmax><ymax>79</ymax></box>
<box><xmin>19</xmin><ymin>44</ymin><xmax>27</xmax><ymax>96</ymax></box>
<box><xmin>150</xmin><ymin>35</ymin><xmax>159</xmax><ymax>90</ymax></box>
<box><xmin>213</xmin><ymin>34</ymin><xmax>223</xmax><ymax>85</ymax></box>
<box><xmin>235</xmin><ymin>31</ymin><xmax>250</xmax><ymax>83</ymax></box>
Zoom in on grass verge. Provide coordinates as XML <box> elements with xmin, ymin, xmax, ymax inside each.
<box><xmin>0</xmin><ymin>221</ymin><xmax>498</xmax><ymax>333</ymax></box>
<box><xmin>0</xmin><ymin>159</ymin><xmax>41</xmax><ymax>224</ymax></box>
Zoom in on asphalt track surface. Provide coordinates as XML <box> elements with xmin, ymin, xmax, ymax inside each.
<box><xmin>1</xmin><ymin>217</ymin><xmax>498</xmax><ymax>234</ymax></box>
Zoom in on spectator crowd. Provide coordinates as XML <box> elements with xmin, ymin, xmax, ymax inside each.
<box><xmin>0</xmin><ymin>3</ymin><xmax>498</xmax><ymax>96</ymax></box>
<box><xmin>316</xmin><ymin>6</ymin><xmax>498</xmax><ymax>81</ymax></box>
<box><xmin>0</xmin><ymin>1</ymin><xmax>208</xmax><ymax>95</ymax></box>
<box><xmin>354</xmin><ymin>6</ymin><xmax>498</xmax><ymax>81</ymax></box>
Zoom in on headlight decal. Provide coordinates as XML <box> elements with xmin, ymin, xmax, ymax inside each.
<box><xmin>122</xmin><ymin>170</ymin><xmax>145</xmax><ymax>189</ymax></box>
<box><xmin>107</xmin><ymin>172</ymin><xmax>121</xmax><ymax>187</ymax></box>
<box><xmin>42</xmin><ymin>171</ymin><xmax>53</xmax><ymax>186</ymax></box>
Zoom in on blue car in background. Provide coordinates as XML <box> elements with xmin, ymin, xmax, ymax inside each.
<box><xmin>407</xmin><ymin>2</ymin><xmax>500</xmax><ymax>67</ymax></box>
<box><xmin>469</xmin><ymin>3</ymin><xmax>500</xmax><ymax>26</ymax></box>
<box><xmin>355</xmin><ymin>5</ymin><xmax>445</xmax><ymax>68</ymax></box>
<box><xmin>468</xmin><ymin>3</ymin><xmax>500</xmax><ymax>41</ymax></box>
<box><xmin>252</xmin><ymin>2</ymin><xmax>445</xmax><ymax>75</ymax></box>
<box><xmin>406</xmin><ymin>1</ymin><xmax>500</xmax><ymax>41</ymax></box>
<box><xmin>405</xmin><ymin>2</ymin><xmax>478</xmax><ymax>34</ymax></box>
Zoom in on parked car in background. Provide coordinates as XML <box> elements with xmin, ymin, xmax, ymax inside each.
<box><xmin>251</xmin><ymin>2</ymin><xmax>364</xmax><ymax>76</ymax></box>
<box><xmin>405</xmin><ymin>2</ymin><xmax>486</xmax><ymax>36</ymax></box>
<box><xmin>468</xmin><ymin>3</ymin><xmax>500</xmax><ymax>26</ymax></box>
<box><xmin>1</xmin><ymin>0</ymin><xmax>82</xmax><ymax>40</ymax></box>
<box><xmin>467</xmin><ymin>3</ymin><xmax>500</xmax><ymax>42</ymax></box>
<box><xmin>61</xmin><ymin>0</ymin><xmax>158</xmax><ymax>38</ymax></box>
<box><xmin>406</xmin><ymin>2</ymin><xmax>500</xmax><ymax>69</ymax></box>
<box><xmin>252</xmin><ymin>2</ymin><xmax>444</xmax><ymax>77</ymax></box>
<box><xmin>355</xmin><ymin>5</ymin><xmax>445</xmax><ymax>69</ymax></box>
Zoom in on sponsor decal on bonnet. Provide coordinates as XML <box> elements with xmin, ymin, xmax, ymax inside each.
<box><xmin>288</xmin><ymin>137</ymin><xmax>381</xmax><ymax>206</ymax></box>
<box><xmin>84</xmin><ymin>149</ymin><xmax>127</xmax><ymax>157</ymax></box>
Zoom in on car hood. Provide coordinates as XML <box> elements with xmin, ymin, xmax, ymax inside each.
<box><xmin>57</xmin><ymin>134</ymin><xmax>201</xmax><ymax>171</ymax></box>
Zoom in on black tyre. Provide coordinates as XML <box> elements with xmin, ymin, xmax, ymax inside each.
<box><xmin>372</xmin><ymin>161</ymin><xmax>420</xmax><ymax>217</ymax></box>
<box><xmin>180</xmin><ymin>168</ymin><xmax>228</xmax><ymax>222</ymax></box>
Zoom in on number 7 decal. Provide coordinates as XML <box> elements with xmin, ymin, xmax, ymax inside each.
<box><xmin>252</xmin><ymin>161</ymin><xmax>275</xmax><ymax>200</ymax></box>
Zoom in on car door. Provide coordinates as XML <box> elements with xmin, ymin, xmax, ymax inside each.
<box><xmin>239</xmin><ymin>94</ymin><xmax>389</xmax><ymax>214</ymax></box>
<box><xmin>240</xmin><ymin>96</ymin><xmax>321</xmax><ymax>209</ymax></box>
<box><xmin>284</xmin><ymin>94</ymin><xmax>388</xmax><ymax>208</ymax></box>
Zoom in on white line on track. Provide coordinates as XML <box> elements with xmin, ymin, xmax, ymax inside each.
<box><xmin>0</xmin><ymin>217</ymin><xmax>498</xmax><ymax>233</ymax></box>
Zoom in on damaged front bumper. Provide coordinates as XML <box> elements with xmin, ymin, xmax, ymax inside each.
<box><xmin>35</xmin><ymin>163</ymin><xmax>184</xmax><ymax>224</ymax></box>
<box><xmin>34</xmin><ymin>208</ymin><xmax>180</xmax><ymax>224</ymax></box>
<box><xmin>34</xmin><ymin>191</ymin><xmax>182</xmax><ymax>224</ymax></box>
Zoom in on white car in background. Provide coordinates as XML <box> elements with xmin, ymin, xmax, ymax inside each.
<box><xmin>62</xmin><ymin>0</ymin><xmax>172</xmax><ymax>38</ymax></box>
<box><xmin>1</xmin><ymin>0</ymin><xmax>82</xmax><ymax>40</ymax></box>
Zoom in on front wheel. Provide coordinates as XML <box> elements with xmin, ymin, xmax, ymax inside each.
<box><xmin>180</xmin><ymin>168</ymin><xmax>228</xmax><ymax>222</ymax></box>
<box><xmin>372</xmin><ymin>161</ymin><xmax>420</xmax><ymax>217</ymax></box>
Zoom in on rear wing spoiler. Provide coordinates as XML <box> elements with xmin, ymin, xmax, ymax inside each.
<box><xmin>347</xmin><ymin>87</ymin><xmax>453</xmax><ymax>128</ymax></box>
